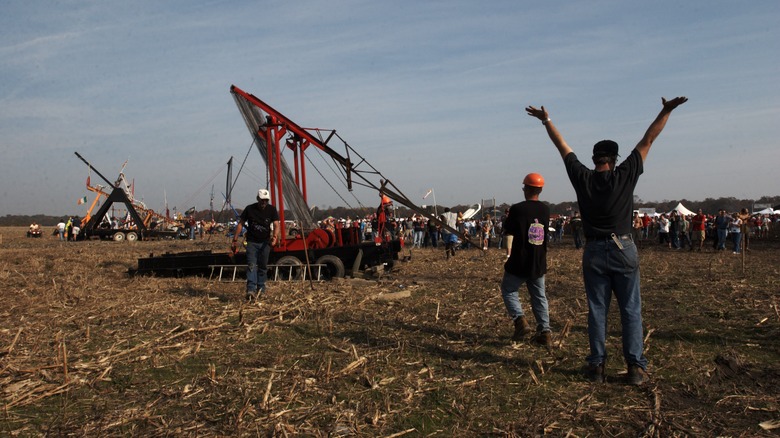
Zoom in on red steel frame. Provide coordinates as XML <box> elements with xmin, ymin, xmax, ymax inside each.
<box><xmin>231</xmin><ymin>85</ymin><xmax>353</xmax><ymax>251</ymax></box>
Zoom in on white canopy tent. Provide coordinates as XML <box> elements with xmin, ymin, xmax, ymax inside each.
<box><xmin>755</xmin><ymin>207</ymin><xmax>774</xmax><ymax>215</ymax></box>
<box><xmin>668</xmin><ymin>202</ymin><xmax>696</xmax><ymax>216</ymax></box>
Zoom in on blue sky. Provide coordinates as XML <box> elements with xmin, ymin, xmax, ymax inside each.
<box><xmin>1</xmin><ymin>1</ymin><xmax>778</xmax><ymax>217</ymax></box>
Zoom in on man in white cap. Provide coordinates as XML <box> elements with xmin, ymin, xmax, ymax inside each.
<box><xmin>233</xmin><ymin>188</ymin><xmax>281</xmax><ymax>301</ymax></box>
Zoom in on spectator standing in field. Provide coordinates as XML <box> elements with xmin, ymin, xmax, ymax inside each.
<box><xmin>658</xmin><ymin>214</ymin><xmax>671</xmax><ymax>247</ymax></box>
<box><xmin>669</xmin><ymin>211</ymin><xmax>681</xmax><ymax>249</ymax></box>
<box><xmin>632</xmin><ymin>212</ymin><xmax>643</xmax><ymax>242</ymax></box>
<box><xmin>526</xmin><ymin>96</ymin><xmax>688</xmax><ymax>385</ymax></box>
<box><xmin>440</xmin><ymin>207</ymin><xmax>459</xmax><ymax>258</ymax></box>
<box><xmin>501</xmin><ymin>173</ymin><xmax>552</xmax><ymax>347</ymax></box>
<box><xmin>679</xmin><ymin>215</ymin><xmax>692</xmax><ymax>250</ymax></box>
<box><xmin>412</xmin><ymin>215</ymin><xmax>425</xmax><ymax>248</ymax></box>
<box><xmin>690</xmin><ymin>209</ymin><xmax>707</xmax><ymax>251</ymax></box>
<box><xmin>729</xmin><ymin>212</ymin><xmax>742</xmax><ymax>254</ymax></box>
<box><xmin>57</xmin><ymin>219</ymin><xmax>66</xmax><ymax>241</ymax></box>
<box><xmin>65</xmin><ymin>217</ymin><xmax>74</xmax><ymax>241</ymax></box>
<box><xmin>495</xmin><ymin>210</ymin><xmax>506</xmax><ymax>249</ymax></box>
<box><xmin>714</xmin><ymin>210</ymin><xmax>730</xmax><ymax>250</ymax></box>
<box><xmin>481</xmin><ymin>214</ymin><xmax>492</xmax><ymax>250</ymax></box>
<box><xmin>232</xmin><ymin>189</ymin><xmax>281</xmax><ymax>302</ymax></box>
<box><xmin>642</xmin><ymin>214</ymin><xmax>652</xmax><ymax>240</ymax></box>
<box><xmin>570</xmin><ymin>211</ymin><xmax>584</xmax><ymax>249</ymax></box>
<box><xmin>426</xmin><ymin>216</ymin><xmax>439</xmax><ymax>248</ymax></box>
<box><xmin>738</xmin><ymin>208</ymin><xmax>751</xmax><ymax>251</ymax></box>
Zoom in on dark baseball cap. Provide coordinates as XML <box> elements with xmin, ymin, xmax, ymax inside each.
<box><xmin>592</xmin><ymin>140</ymin><xmax>619</xmax><ymax>158</ymax></box>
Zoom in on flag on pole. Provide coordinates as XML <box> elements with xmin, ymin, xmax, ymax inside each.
<box><xmin>423</xmin><ymin>188</ymin><xmax>433</xmax><ymax>199</ymax></box>
<box><xmin>77</xmin><ymin>196</ymin><xmax>88</xmax><ymax>205</ymax></box>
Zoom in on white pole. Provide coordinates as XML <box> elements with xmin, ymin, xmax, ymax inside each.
<box><xmin>432</xmin><ymin>189</ymin><xmax>438</xmax><ymax>217</ymax></box>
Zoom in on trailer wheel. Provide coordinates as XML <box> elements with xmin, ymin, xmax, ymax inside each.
<box><xmin>113</xmin><ymin>232</ymin><xmax>125</xmax><ymax>242</ymax></box>
<box><xmin>126</xmin><ymin>232</ymin><xmax>138</xmax><ymax>242</ymax></box>
<box><xmin>316</xmin><ymin>255</ymin><xmax>345</xmax><ymax>280</ymax></box>
<box><xmin>275</xmin><ymin>255</ymin><xmax>303</xmax><ymax>280</ymax></box>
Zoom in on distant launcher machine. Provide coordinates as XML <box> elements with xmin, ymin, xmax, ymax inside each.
<box><xmin>130</xmin><ymin>85</ymin><xmax>468</xmax><ymax>279</ymax></box>
<box><xmin>74</xmin><ymin>152</ymin><xmax>182</xmax><ymax>241</ymax></box>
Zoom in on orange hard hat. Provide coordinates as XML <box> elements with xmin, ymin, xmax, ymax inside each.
<box><xmin>381</xmin><ymin>195</ymin><xmax>392</xmax><ymax>205</ymax></box>
<box><xmin>523</xmin><ymin>173</ymin><xmax>544</xmax><ymax>188</ymax></box>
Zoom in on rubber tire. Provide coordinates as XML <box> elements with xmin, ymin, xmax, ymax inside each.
<box><xmin>275</xmin><ymin>255</ymin><xmax>303</xmax><ymax>280</ymax></box>
<box><xmin>126</xmin><ymin>231</ymin><xmax>138</xmax><ymax>242</ymax></box>
<box><xmin>316</xmin><ymin>254</ymin><xmax>345</xmax><ymax>280</ymax></box>
<box><xmin>113</xmin><ymin>232</ymin><xmax>125</xmax><ymax>242</ymax></box>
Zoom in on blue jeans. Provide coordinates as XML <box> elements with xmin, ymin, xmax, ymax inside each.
<box><xmin>413</xmin><ymin>230</ymin><xmax>424</xmax><ymax>248</ymax></box>
<box><xmin>731</xmin><ymin>231</ymin><xmax>741</xmax><ymax>253</ymax></box>
<box><xmin>582</xmin><ymin>235</ymin><xmax>647</xmax><ymax>369</ymax></box>
<box><xmin>716</xmin><ymin>229</ymin><xmax>728</xmax><ymax>250</ymax></box>
<box><xmin>246</xmin><ymin>241</ymin><xmax>271</xmax><ymax>294</ymax></box>
<box><xmin>500</xmin><ymin>272</ymin><xmax>550</xmax><ymax>333</ymax></box>
<box><xmin>670</xmin><ymin>231</ymin><xmax>680</xmax><ymax>249</ymax></box>
<box><xmin>429</xmin><ymin>231</ymin><xmax>439</xmax><ymax>248</ymax></box>
<box><xmin>573</xmin><ymin>230</ymin><xmax>583</xmax><ymax>249</ymax></box>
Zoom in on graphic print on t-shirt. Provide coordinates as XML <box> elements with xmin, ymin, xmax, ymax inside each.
<box><xmin>528</xmin><ymin>219</ymin><xmax>545</xmax><ymax>245</ymax></box>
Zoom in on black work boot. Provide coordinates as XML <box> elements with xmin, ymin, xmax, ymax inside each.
<box><xmin>532</xmin><ymin>330</ymin><xmax>552</xmax><ymax>348</ymax></box>
<box><xmin>512</xmin><ymin>316</ymin><xmax>532</xmax><ymax>341</ymax></box>
<box><xmin>581</xmin><ymin>363</ymin><xmax>606</xmax><ymax>383</ymax></box>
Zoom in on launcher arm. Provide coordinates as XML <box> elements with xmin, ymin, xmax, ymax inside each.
<box><xmin>379</xmin><ymin>181</ymin><xmax>471</xmax><ymax>243</ymax></box>
<box><xmin>74</xmin><ymin>152</ymin><xmax>117</xmax><ymax>188</ymax></box>
<box><xmin>230</xmin><ymin>86</ymin><xmax>352</xmax><ymax>174</ymax></box>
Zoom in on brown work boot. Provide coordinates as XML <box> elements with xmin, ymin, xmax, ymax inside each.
<box><xmin>626</xmin><ymin>365</ymin><xmax>649</xmax><ymax>386</ymax></box>
<box><xmin>511</xmin><ymin>316</ymin><xmax>532</xmax><ymax>341</ymax></box>
<box><xmin>532</xmin><ymin>330</ymin><xmax>552</xmax><ymax>347</ymax></box>
<box><xmin>581</xmin><ymin>363</ymin><xmax>606</xmax><ymax>383</ymax></box>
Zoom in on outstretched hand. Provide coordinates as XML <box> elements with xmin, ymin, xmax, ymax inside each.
<box><xmin>525</xmin><ymin>105</ymin><xmax>548</xmax><ymax>122</ymax></box>
<box><xmin>662</xmin><ymin>96</ymin><xmax>688</xmax><ymax>111</ymax></box>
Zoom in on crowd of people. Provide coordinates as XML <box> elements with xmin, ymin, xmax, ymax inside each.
<box><xmin>550</xmin><ymin>208</ymin><xmax>778</xmax><ymax>254</ymax></box>
<box><xmin>52</xmin><ymin>217</ymin><xmax>81</xmax><ymax>241</ymax></box>
<box><xmin>299</xmin><ymin>210</ymin><xmax>504</xmax><ymax>253</ymax></box>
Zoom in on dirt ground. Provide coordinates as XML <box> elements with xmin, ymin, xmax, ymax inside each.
<box><xmin>1</xmin><ymin>227</ymin><xmax>779</xmax><ymax>437</ymax></box>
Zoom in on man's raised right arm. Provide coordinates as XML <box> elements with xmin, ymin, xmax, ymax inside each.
<box><xmin>526</xmin><ymin>105</ymin><xmax>573</xmax><ymax>160</ymax></box>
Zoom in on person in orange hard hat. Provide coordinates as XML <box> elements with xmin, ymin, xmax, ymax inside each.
<box><xmin>523</xmin><ymin>172</ymin><xmax>544</xmax><ymax>188</ymax></box>
<box><xmin>500</xmin><ymin>172</ymin><xmax>552</xmax><ymax>348</ymax></box>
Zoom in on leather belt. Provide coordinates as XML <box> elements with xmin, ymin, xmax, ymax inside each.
<box><xmin>586</xmin><ymin>233</ymin><xmax>632</xmax><ymax>243</ymax></box>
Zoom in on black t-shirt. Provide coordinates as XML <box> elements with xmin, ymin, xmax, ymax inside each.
<box><xmin>239</xmin><ymin>202</ymin><xmax>279</xmax><ymax>243</ymax></box>
<box><xmin>503</xmin><ymin>200</ymin><xmax>549</xmax><ymax>279</ymax></box>
<box><xmin>564</xmin><ymin>149</ymin><xmax>643</xmax><ymax>238</ymax></box>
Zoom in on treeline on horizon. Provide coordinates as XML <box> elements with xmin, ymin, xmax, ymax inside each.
<box><xmin>4</xmin><ymin>196</ymin><xmax>779</xmax><ymax>227</ymax></box>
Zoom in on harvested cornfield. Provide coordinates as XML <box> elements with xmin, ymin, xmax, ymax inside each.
<box><xmin>1</xmin><ymin>227</ymin><xmax>779</xmax><ymax>436</ymax></box>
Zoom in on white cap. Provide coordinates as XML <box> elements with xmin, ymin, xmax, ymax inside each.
<box><xmin>257</xmin><ymin>189</ymin><xmax>271</xmax><ymax>200</ymax></box>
